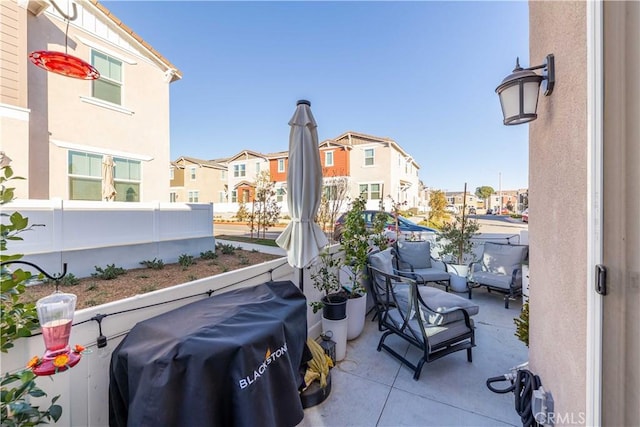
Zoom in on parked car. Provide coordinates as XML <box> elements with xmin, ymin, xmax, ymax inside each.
<box><xmin>445</xmin><ymin>205</ymin><xmax>459</xmax><ymax>214</ymax></box>
<box><xmin>333</xmin><ymin>210</ymin><xmax>437</xmax><ymax>241</ymax></box>
<box><xmin>522</xmin><ymin>209</ymin><xmax>529</xmax><ymax>223</ymax></box>
<box><xmin>468</xmin><ymin>207</ymin><xmax>477</xmax><ymax>215</ymax></box>
<box><xmin>486</xmin><ymin>208</ymin><xmax>493</xmax><ymax>215</ymax></box>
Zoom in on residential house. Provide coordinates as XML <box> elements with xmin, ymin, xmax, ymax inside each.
<box><xmin>527</xmin><ymin>2</ymin><xmax>637</xmax><ymax>424</ymax></box>
<box><xmin>331</xmin><ymin>131</ymin><xmax>421</xmax><ymax>210</ymax></box>
<box><xmin>487</xmin><ymin>190</ymin><xmax>520</xmax><ymax>213</ymax></box>
<box><xmin>197</xmin><ymin>131</ymin><xmax>422</xmax><ymax>215</ymax></box>
<box><xmin>226</xmin><ymin>150</ymin><xmax>270</xmax><ymax>204</ymax></box>
<box><xmin>1</xmin><ymin>0</ymin><xmax>180</xmax><ymax>202</ymax></box>
<box><xmin>170</xmin><ymin>156</ymin><xmax>227</xmax><ymax>204</ymax></box>
<box><xmin>445</xmin><ymin>190</ymin><xmax>479</xmax><ymax>212</ymax></box>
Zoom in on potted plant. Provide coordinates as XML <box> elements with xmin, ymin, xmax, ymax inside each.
<box><xmin>339</xmin><ymin>196</ymin><xmax>370</xmax><ymax>340</ymax></box>
<box><xmin>310</xmin><ymin>249</ymin><xmax>347</xmax><ymax>320</ymax></box>
<box><xmin>310</xmin><ymin>249</ymin><xmax>349</xmax><ymax>361</ymax></box>
<box><xmin>436</xmin><ymin>183</ymin><xmax>480</xmax><ymax>292</ymax></box>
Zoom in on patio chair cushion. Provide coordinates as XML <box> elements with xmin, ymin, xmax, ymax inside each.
<box><xmin>394</xmin><ymin>284</ymin><xmax>479</xmax><ymax>325</ymax></box>
<box><xmin>411</xmin><ymin>267</ymin><xmax>451</xmax><ymax>283</ymax></box>
<box><xmin>396</xmin><ymin>241</ymin><xmax>432</xmax><ymax>269</ymax></box>
<box><xmin>470</xmin><ymin>271</ymin><xmax>512</xmax><ymax>290</ymax></box>
<box><xmin>368</xmin><ymin>247</ymin><xmax>393</xmax><ymax>274</ymax></box>
<box><xmin>482</xmin><ymin>243</ymin><xmax>528</xmax><ymax>275</ymax></box>
<box><xmin>386</xmin><ymin>310</ymin><xmax>473</xmax><ymax>345</ymax></box>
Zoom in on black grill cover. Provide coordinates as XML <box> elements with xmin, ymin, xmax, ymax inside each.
<box><xmin>109</xmin><ymin>281</ymin><xmax>307</xmax><ymax>427</ymax></box>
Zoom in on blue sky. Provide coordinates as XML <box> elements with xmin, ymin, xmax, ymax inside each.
<box><xmin>103</xmin><ymin>1</ymin><xmax>530</xmax><ymax>192</ymax></box>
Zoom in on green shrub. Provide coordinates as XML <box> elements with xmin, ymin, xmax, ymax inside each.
<box><xmin>218</xmin><ymin>243</ymin><xmax>236</xmax><ymax>255</ymax></box>
<box><xmin>238</xmin><ymin>255</ymin><xmax>249</xmax><ymax>265</ymax></box>
<box><xmin>200</xmin><ymin>250</ymin><xmax>217</xmax><ymax>260</ymax></box>
<box><xmin>514</xmin><ymin>302</ymin><xmax>529</xmax><ymax>347</ymax></box>
<box><xmin>92</xmin><ymin>264</ymin><xmax>126</xmax><ymax>280</ymax></box>
<box><xmin>45</xmin><ymin>273</ymin><xmax>79</xmax><ymax>287</ymax></box>
<box><xmin>178</xmin><ymin>254</ymin><xmax>195</xmax><ymax>269</ymax></box>
<box><xmin>140</xmin><ymin>258</ymin><xmax>164</xmax><ymax>270</ymax></box>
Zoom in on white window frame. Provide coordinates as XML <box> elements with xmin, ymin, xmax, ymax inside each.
<box><xmin>219</xmin><ymin>191</ymin><xmax>226</xmax><ymax>203</ymax></box>
<box><xmin>190</xmin><ymin>166</ymin><xmax>197</xmax><ymax>181</ymax></box>
<box><xmin>68</xmin><ymin>151</ymin><xmax>102</xmax><ymax>201</ymax></box>
<box><xmin>364</xmin><ymin>148</ymin><xmax>375</xmax><ymax>166</ymax></box>
<box><xmin>325</xmin><ymin>151</ymin><xmax>334</xmax><ymax>166</ymax></box>
<box><xmin>278</xmin><ymin>158</ymin><xmax>285</xmax><ymax>173</ymax></box>
<box><xmin>113</xmin><ymin>157</ymin><xmax>142</xmax><ymax>202</ymax></box>
<box><xmin>256</xmin><ymin>162</ymin><xmax>261</xmax><ymax>174</ymax></box>
<box><xmin>169</xmin><ymin>192</ymin><xmax>177</xmax><ymax>202</ymax></box>
<box><xmin>188</xmin><ymin>190</ymin><xmax>199</xmax><ymax>202</ymax></box>
<box><xmin>221</xmin><ymin>170</ymin><xmax>227</xmax><ymax>180</ymax></box>
<box><xmin>91</xmin><ymin>49</ymin><xmax>123</xmax><ymax>106</ymax></box>
<box><xmin>231</xmin><ymin>190</ymin><xmax>237</xmax><ymax>203</ymax></box>
<box><xmin>359</xmin><ymin>182</ymin><xmax>383</xmax><ymax>200</ymax></box>
<box><xmin>234</xmin><ymin>164</ymin><xmax>246</xmax><ymax>178</ymax></box>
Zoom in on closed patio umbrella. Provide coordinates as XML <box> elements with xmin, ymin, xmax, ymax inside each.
<box><xmin>276</xmin><ymin>100</ymin><xmax>329</xmax><ymax>291</ymax></box>
<box><xmin>102</xmin><ymin>155</ymin><xmax>116</xmax><ymax>201</ymax></box>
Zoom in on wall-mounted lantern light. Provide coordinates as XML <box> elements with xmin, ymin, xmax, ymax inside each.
<box><xmin>496</xmin><ymin>54</ymin><xmax>555</xmax><ymax>125</ymax></box>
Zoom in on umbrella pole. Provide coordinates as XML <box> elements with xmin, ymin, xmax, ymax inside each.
<box><xmin>298</xmin><ymin>267</ymin><xmax>304</xmax><ymax>292</ymax></box>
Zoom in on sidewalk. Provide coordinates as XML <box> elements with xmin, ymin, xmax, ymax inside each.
<box><xmin>215</xmin><ymin>238</ymin><xmax>287</xmax><ymax>256</ymax></box>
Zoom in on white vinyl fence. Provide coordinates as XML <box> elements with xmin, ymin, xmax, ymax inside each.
<box><xmin>2</xmin><ymin>199</ymin><xmax>215</xmax><ymax>278</ymax></box>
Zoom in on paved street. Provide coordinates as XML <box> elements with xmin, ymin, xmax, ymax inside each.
<box><xmin>213</xmin><ymin>215</ymin><xmax>527</xmax><ymax>239</ymax></box>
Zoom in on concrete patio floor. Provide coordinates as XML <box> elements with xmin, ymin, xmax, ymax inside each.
<box><xmin>299</xmin><ymin>289</ymin><xmax>527</xmax><ymax>427</ymax></box>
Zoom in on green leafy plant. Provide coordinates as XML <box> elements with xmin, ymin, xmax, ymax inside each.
<box><xmin>218</xmin><ymin>243</ymin><xmax>236</xmax><ymax>255</ymax></box>
<box><xmin>514</xmin><ymin>302</ymin><xmax>529</xmax><ymax>346</ymax></box>
<box><xmin>139</xmin><ymin>258</ymin><xmax>165</xmax><ymax>270</ymax></box>
<box><xmin>1</xmin><ymin>371</ymin><xmax>62</xmax><ymax>426</ymax></box>
<box><xmin>200</xmin><ymin>250</ymin><xmax>217</xmax><ymax>260</ymax></box>
<box><xmin>436</xmin><ymin>184</ymin><xmax>480</xmax><ymax>265</ymax></box>
<box><xmin>238</xmin><ymin>255</ymin><xmax>249</xmax><ymax>265</ymax></box>
<box><xmin>340</xmin><ymin>196</ymin><xmax>370</xmax><ymax>296</ymax></box>
<box><xmin>178</xmin><ymin>254</ymin><xmax>195</xmax><ymax>269</ymax></box>
<box><xmin>309</xmin><ymin>250</ymin><xmax>344</xmax><ymax>313</ymax></box>
<box><xmin>92</xmin><ymin>264</ymin><xmax>126</xmax><ymax>280</ymax></box>
<box><xmin>0</xmin><ymin>156</ymin><xmax>62</xmax><ymax>425</ymax></box>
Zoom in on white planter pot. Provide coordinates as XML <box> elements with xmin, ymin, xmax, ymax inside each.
<box><xmin>346</xmin><ymin>294</ymin><xmax>367</xmax><ymax>340</ymax></box>
<box><xmin>448</xmin><ymin>264</ymin><xmax>469</xmax><ymax>293</ymax></box>
<box><xmin>321</xmin><ymin>316</ymin><xmax>348</xmax><ymax>361</ymax></box>
<box><xmin>522</xmin><ymin>264</ymin><xmax>530</xmax><ymax>304</ymax></box>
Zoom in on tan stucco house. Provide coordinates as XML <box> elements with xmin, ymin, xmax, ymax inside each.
<box><xmin>170</xmin><ymin>156</ymin><xmax>227</xmax><ymax>204</ymax></box>
<box><xmin>527</xmin><ymin>2</ymin><xmax>637</xmax><ymax>425</ymax></box>
<box><xmin>1</xmin><ymin>0</ymin><xmax>181</xmax><ymax>202</ymax></box>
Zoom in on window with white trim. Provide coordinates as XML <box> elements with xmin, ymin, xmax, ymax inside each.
<box><xmin>68</xmin><ymin>151</ymin><xmax>102</xmax><ymax>200</ymax></box>
<box><xmin>188</xmin><ymin>191</ymin><xmax>199</xmax><ymax>202</ymax></box>
<box><xmin>113</xmin><ymin>157</ymin><xmax>141</xmax><ymax>202</ymax></box>
<box><xmin>221</xmin><ymin>170</ymin><xmax>227</xmax><ymax>180</ymax></box>
<box><xmin>359</xmin><ymin>183</ymin><xmax>382</xmax><ymax>200</ymax></box>
<box><xmin>170</xmin><ymin>192</ymin><xmax>177</xmax><ymax>202</ymax></box>
<box><xmin>325</xmin><ymin>151</ymin><xmax>334</xmax><ymax>166</ymax></box>
<box><xmin>364</xmin><ymin>149</ymin><xmax>375</xmax><ymax>166</ymax></box>
<box><xmin>231</xmin><ymin>190</ymin><xmax>237</xmax><ymax>203</ymax></box>
<box><xmin>91</xmin><ymin>50</ymin><xmax>122</xmax><ymax>105</ymax></box>
<box><xmin>190</xmin><ymin>166</ymin><xmax>196</xmax><ymax>180</ymax></box>
<box><xmin>255</xmin><ymin>162</ymin><xmax>261</xmax><ymax>174</ymax></box>
<box><xmin>234</xmin><ymin>164</ymin><xmax>246</xmax><ymax>177</ymax></box>
<box><xmin>276</xmin><ymin>188</ymin><xmax>285</xmax><ymax>202</ymax></box>
<box><xmin>278</xmin><ymin>159</ymin><xmax>285</xmax><ymax>173</ymax></box>
<box><xmin>219</xmin><ymin>191</ymin><xmax>226</xmax><ymax>203</ymax></box>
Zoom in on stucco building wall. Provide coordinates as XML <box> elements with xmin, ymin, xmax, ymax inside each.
<box><xmin>528</xmin><ymin>0</ymin><xmax>588</xmax><ymax>419</ymax></box>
